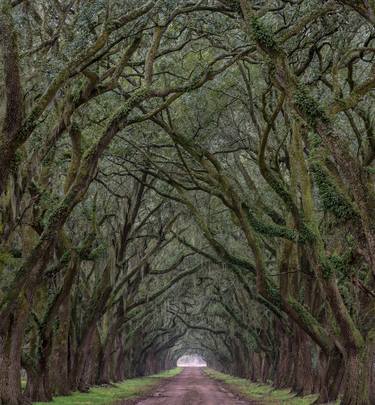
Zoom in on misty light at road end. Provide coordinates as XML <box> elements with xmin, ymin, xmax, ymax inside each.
<box><xmin>177</xmin><ymin>354</ymin><xmax>207</xmax><ymax>367</ymax></box>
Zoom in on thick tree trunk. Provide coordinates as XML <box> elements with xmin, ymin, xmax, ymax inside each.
<box><xmin>252</xmin><ymin>352</ymin><xmax>262</xmax><ymax>381</ymax></box>
<box><xmin>260</xmin><ymin>352</ymin><xmax>270</xmax><ymax>383</ymax></box>
<box><xmin>97</xmin><ymin>326</ymin><xmax>118</xmax><ymax>385</ymax></box>
<box><xmin>300</xmin><ymin>336</ymin><xmax>314</xmax><ymax>395</ymax></box>
<box><xmin>24</xmin><ymin>369</ymin><xmax>51</xmax><ymax>403</ymax></box>
<box><xmin>273</xmin><ymin>331</ymin><xmax>290</xmax><ymax>388</ymax></box>
<box><xmin>292</xmin><ymin>330</ymin><xmax>314</xmax><ymax>395</ymax></box>
<box><xmin>0</xmin><ymin>343</ymin><xmax>25</xmax><ymax>405</ymax></box>
<box><xmin>24</xmin><ymin>332</ymin><xmax>54</xmax><ymax>402</ymax></box>
<box><xmin>70</xmin><ymin>328</ymin><xmax>95</xmax><ymax>392</ymax></box>
<box><xmin>314</xmin><ymin>350</ymin><xmax>343</xmax><ymax>404</ymax></box>
<box><xmin>97</xmin><ymin>347</ymin><xmax>112</xmax><ymax>385</ymax></box>
<box><xmin>285</xmin><ymin>333</ymin><xmax>297</xmax><ymax>388</ymax></box>
<box><xmin>291</xmin><ymin>331</ymin><xmax>303</xmax><ymax>394</ymax></box>
<box><xmin>113</xmin><ymin>337</ymin><xmax>125</xmax><ymax>382</ymax></box>
<box><xmin>0</xmin><ymin>306</ymin><xmax>29</xmax><ymax>405</ymax></box>
<box><xmin>340</xmin><ymin>347</ymin><xmax>371</xmax><ymax>405</ymax></box>
<box><xmin>82</xmin><ymin>334</ymin><xmax>100</xmax><ymax>389</ymax></box>
<box><xmin>50</xmin><ymin>299</ymin><xmax>71</xmax><ymax>396</ymax></box>
<box><xmin>370</xmin><ymin>339</ymin><xmax>375</xmax><ymax>404</ymax></box>
<box><xmin>70</xmin><ymin>324</ymin><xmax>101</xmax><ymax>392</ymax></box>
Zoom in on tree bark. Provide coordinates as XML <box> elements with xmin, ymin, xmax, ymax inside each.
<box><xmin>0</xmin><ymin>302</ymin><xmax>29</xmax><ymax>405</ymax></box>
<box><xmin>50</xmin><ymin>299</ymin><xmax>71</xmax><ymax>396</ymax></box>
<box><xmin>24</xmin><ymin>370</ymin><xmax>51</xmax><ymax>403</ymax></box>
<box><xmin>70</xmin><ymin>325</ymin><xmax>96</xmax><ymax>392</ymax></box>
<box><xmin>340</xmin><ymin>345</ymin><xmax>372</xmax><ymax>405</ymax></box>
<box><xmin>314</xmin><ymin>349</ymin><xmax>344</xmax><ymax>404</ymax></box>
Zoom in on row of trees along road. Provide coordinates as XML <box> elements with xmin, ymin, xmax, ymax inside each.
<box><xmin>0</xmin><ymin>1</ymin><xmax>374</xmax><ymax>404</ymax></box>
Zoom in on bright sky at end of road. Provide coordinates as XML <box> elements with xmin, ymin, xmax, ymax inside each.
<box><xmin>177</xmin><ymin>354</ymin><xmax>207</xmax><ymax>367</ymax></box>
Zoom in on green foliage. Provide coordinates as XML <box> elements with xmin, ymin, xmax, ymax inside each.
<box><xmin>40</xmin><ymin>191</ymin><xmax>62</xmax><ymax>228</ymax></box>
<box><xmin>245</xmin><ymin>207</ymin><xmax>300</xmax><ymax>242</ymax></box>
<box><xmin>251</xmin><ymin>17</ymin><xmax>278</xmax><ymax>51</ymax></box>
<box><xmin>320</xmin><ymin>252</ymin><xmax>353</xmax><ymax>280</ymax></box>
<box><xmin>265</xmin><ymin>282</ymin><xmax>282</xmax><ymax>309</ymax></box>
<box><xmin>0</xmin><ymin>250</ymin><xmax>17</xmax><ymax>268</ymax></box>
<box><xmin>308</xmin><ymin>131</ymin><xmax>322</xmax><ymax>149</ymax></box>
<box><xmin>87</xmin><ymin>243</ymin><xmax>107</xmax><ymax>260</ymax></box>
<box><xmin>68</xmin><ymin>80</ymin><xmax>85</xmax><ymax>106</ymax></box>
<box><xmin>308</xmin><ymin>132</ymin><xmax>358</xmax><ymax>221</ymax></box>
<box><xmin>299</xmin><ymin>223</ymin><xmax>316</xmax><ymax>243</ymax></box>
<box><xmin>294</xmin><ymin>85</ymin><xmax>329</xmax><ymax>127</ymax></box>
<box><xmin>287</xmin><ymin>298</ymin><xmax>322</xmax><ymax>332</ymax></box>
<box><xmin>321</xmin><ymin>256</ymin><xmax>334</xmax><ymax>280</ymax></box>
<box><xmin>310</xmin><ymin>163</ymin><xmax>357</xmax><ymax>221</ymax></box>
<box><xmin>42</xmin><ymin>199</ymin><xmax>70</xmax><ymax>230</ymax></box>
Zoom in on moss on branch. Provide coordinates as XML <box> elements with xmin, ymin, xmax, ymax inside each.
<box><xmin>250</xmin><ymin>17</ymin><xmax>278</xmax><ymax>52</ymax></box>
<box><xmin>294</xmin><ymin>85</ymin><xmax>329</xmax><ymax>127</ymax></box>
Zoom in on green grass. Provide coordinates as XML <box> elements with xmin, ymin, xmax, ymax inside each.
<box><xmin>35</xmin><ymin>368</ymin><xmax>182</xmax><ymax>405</ymax></box>
<box><xmin>204</xmin><ymin>368</ymin><xmax>339</xmax><ymax>405</ymax></box>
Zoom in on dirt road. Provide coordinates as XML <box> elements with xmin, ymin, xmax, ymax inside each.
<box><xmin>133</xmin><ymin>367</ymin><xmax>256</xmax><ymax>405</ymax></box>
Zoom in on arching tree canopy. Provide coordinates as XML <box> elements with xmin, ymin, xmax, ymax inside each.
<box><xmin>0</xmin><ymin>1</ymin><xmax>375</xmax><ymax>404</ymax></box>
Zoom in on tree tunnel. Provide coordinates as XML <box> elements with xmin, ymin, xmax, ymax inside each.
<box><xmin>1</xmin><ymin>1</ymin><xmax>375</xmax><ymax>405</ymax></box>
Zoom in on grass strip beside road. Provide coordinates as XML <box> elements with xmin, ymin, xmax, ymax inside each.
<box><xmin>35</xmin><ymin>368</ymin><xmax>182</xmax><ymax>405</ymax></box>
<box><xmin>204</xmin><ymin>368</ymin><xmax>339</xmax><ymax>405</ymax></box>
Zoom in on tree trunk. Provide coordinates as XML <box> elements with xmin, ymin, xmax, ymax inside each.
<box><xmin>70</xmin><ymin>323</ymin><xmax>102</xmax><ymax>392</ymax></box>
<box><xmin>50</xmin><ymin>299</ymin><xmax>71</xmax><ymax>396</ymax></box>
<box><xmin>300</xmin><ymin>335</ymin><xmax>314</xmax><ymax>395</ymax></box>
<box><xmin>273</xmin><ymin>330</ymin><xmax>290</xmax><ymax>388</ymax></box>
<box><xmin>0</xmin><ymin>305</ymin><xmax>30</xmax><ymax>405</ymax></box>
<box><xmin>340</xmin><ymin>347</ymin><xmax>371</xmax><ymax>405</ymax></box>
<box><xmin>369</xmin><ymin>338</ymin><xmax>375</xmax><ymax>404</ymax></box>
<box><xmin>314</xmin><ymin>349</ymin><xmax>343</xmax><ymax>404</ymax></box>
<box><xmin>24</xmin><ymin>332</ymin><xmax>54</xmax><ymax>402</ymax></box>
<box><xmin>97</xmin><ymin>326</ymin><xmax>118</xmax><ymax>385</ymax></box>
<box><xmin>97</xmin><ymin>346</ymin><xmax>112</xmax><ymax>385</ymax></box>
<box><xmin>24</xmin><ymin>368</ymin><xmax>51</xmax><ymax>403</ymax></box>
<box><xmin>70</xmin><ymin>327</ymin><xmax>95</xmax><ymax>392</ymax></box>
<box><xmin>0</xmin><ymin>341</ymin><xmax>25</xmax><ymax>405</ymax></box>
<box><xmin>113</xmin><ymin>337</ymin><xmax>125</xmax><ymax>382</ymax></box>
<box><xmin>292</xmin><ymin>329</ymin><xmax>314</xmax><ymax>395</ymax></box>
